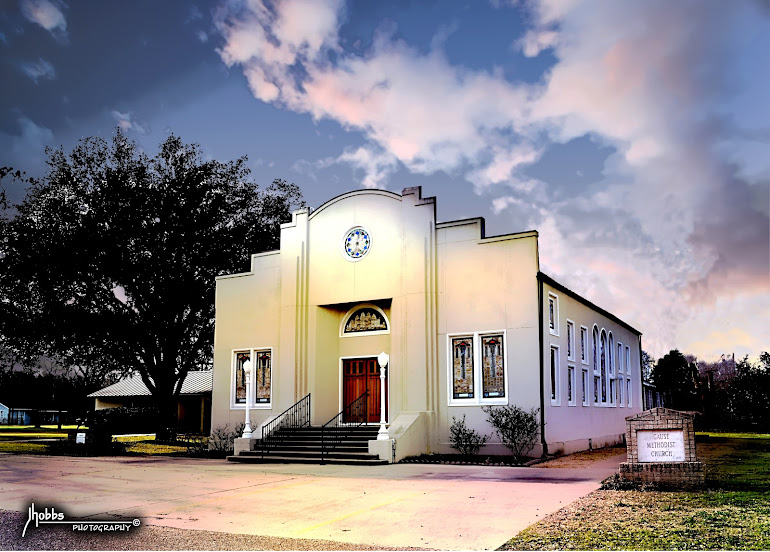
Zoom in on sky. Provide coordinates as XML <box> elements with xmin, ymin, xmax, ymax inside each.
<box><xmin>1</xmin><ymin>0</ymin><xmax>768</xmax><ymax>362</ymax></box>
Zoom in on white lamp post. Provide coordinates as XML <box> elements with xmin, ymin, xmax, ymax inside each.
<box><xmin>377</xmin><ymin>352</ymin><xmax>389</xmax><ymax>440</ymax></box>
<box><xmin>242</xmin><ymin>359</ymin><xmax>253</xmax><ymax>439</ymax></box>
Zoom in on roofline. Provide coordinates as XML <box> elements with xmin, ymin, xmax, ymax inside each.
<box><xmin>538</xmin><ymin>271</ymin><xmax>642</xmax><ymax>336</ymax></box>
<box><xmin>308</xmin><ymin>189</ymin><xmax>403</xmax><ymax>220</ymax></box>
<box><xmin>436</xmin><ymin>217</ymin><xmax>538</xmax><ymax>242</ymax></box>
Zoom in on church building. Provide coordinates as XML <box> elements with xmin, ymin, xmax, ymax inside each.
<box><xmin>211</xmin><ymin>187</ymin><xmax>643</xmax><ymax>461</ymax></box>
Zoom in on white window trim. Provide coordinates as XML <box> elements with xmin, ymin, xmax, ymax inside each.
<box><xmin>626</xmin><ymin>346</ymin><xmax>631</xmax><ymax>376</ymax></box>
<box><xmin>567</xmin><ymin>365</ymin><xmax>577</xmax><ymax>407</ymax></box>
<box><xmin>230</xmin><ymin>347</ymin><xmax>274</xmax><ymax>410</ymax></box>
<box><xmin>447</xmin><ymin>330</ymin><xmax>508</xmax><ymax>406</ymax></box>
<box><xmin>548</xmin><ymin>293</ymin><xmax>559</xmax><ymax>336</ymax></box>
<box><xmin>617</xmin><ymin>342</ymin><xmax>624</xmax><ymax>374</ymax></box>
<box><xmin>627</xmin><ymin>378</ymin><xmax>633</xmax><ymax>407</ymax></box>
<box><xmin>618</xmin><ymin>375</ymin><xmax>625</xmax><ymax>407</ymax></box>
<box><xmin>580</xmin><ymin>325</ymin><xmax>589</xmax><ymax>365</ymax></box>
<box><xmin>340</xmin><ymin>303</ymin><xmax>390</xmax><ymax>338</ymax></box>
<box><xmin>566</xmin><ymin>320</ymin><xmax>576</xmax><ymax>361</ymax></box>
<box><xmin>581</xmin><ymin>368</ymin><xmax>589</xmax><ymax>407</ymax></box>
<box><xmin>550</xmin><ymin>344</ymin><xmax>561</xmax><ymax>406</ymax></box>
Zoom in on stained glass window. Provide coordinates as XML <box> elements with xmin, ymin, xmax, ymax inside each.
<box><xmin>255</xmin><ymin>350</ymin><xmax>271</xmax><ymax>403</ymax></box>
<box><xmin>344</xmin><ymin>307</ymin><xmax>388</xmax><ymax>334</ymax></box>
<box><xmin>234</xmin><ymin>351</ymin><xmax>249</xmax><ymax>404</ymax></box>
<box><xmin>452</xmin><ymin>337</ymin><xmax>474</xmax><ymax>399</ymax></box>
<box><xmin>481</xmin><ymin>335</ymin><xmax>505</xmax><ymax>398</ymax></box>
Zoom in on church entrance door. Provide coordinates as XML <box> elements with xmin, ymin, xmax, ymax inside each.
<box><xmin>342</xmin><ymin>358</ymin><xmax>387</xmax><ymax>423</ymax></box>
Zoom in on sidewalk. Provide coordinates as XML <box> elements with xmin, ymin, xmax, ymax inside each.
<box><xmin>0</xmin><ymin>452</ymin><xmax>624</xmax><ymax>550</ymax></box>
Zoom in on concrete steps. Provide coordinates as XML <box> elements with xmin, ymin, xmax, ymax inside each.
<box><xmin>227</xmin><ymin>425</ymin><xmax>388</xmax><ymax>465</ymax></box>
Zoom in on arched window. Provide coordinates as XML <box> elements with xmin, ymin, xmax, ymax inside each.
<box><xmin>340</xmin><ymin>304</ymin><xmax>390</xmax><ymax>336</ymax></box>
<box><xmin>600</xmin><ymin>330</ymin><xmax>607</xmax><ymax>404</ymax></box>
<box><xmin>608</xmin><ymin>332</ymin><xmax>615</xmax><ymax>405</ymax></box>
<box><xmin>592</xmin><ymin>326</ymin><xmax>599</xmax><ymax>404</ymax></box>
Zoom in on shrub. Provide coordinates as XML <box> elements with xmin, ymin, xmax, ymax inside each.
<box><xmin>87</xmin><ymin>407</ymin><xmax>159</xmax><ymax>443</ymax></box>
<box><xmin>482</xmin><ymin>404</ymin><xmax>540</xmax><ymax>459</ymax></box>
<box><xmin>449</xmin><ymin>415</ymin><xmax>490</xmax><ymax>455</ymax></box>
<box><xmin>208</xmin><ymin>422</ymin><xmax>246</xmax><ymax>455</ymax></box>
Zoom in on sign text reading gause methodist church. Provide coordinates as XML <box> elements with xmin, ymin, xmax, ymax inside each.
<box><xmin>637</xmin><ymin>429</ymin><xmax>685</xmax><ymax>462</ymax></box>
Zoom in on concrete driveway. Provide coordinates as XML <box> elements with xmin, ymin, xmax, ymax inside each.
<box><xmin>0</xmin><ymin>453</ymin><xmax>624</xmax><ymax>550</ymax></box>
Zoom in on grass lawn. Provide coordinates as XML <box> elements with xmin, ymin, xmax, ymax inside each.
<box><xmin>500</xmin><ymin>435</ymin><xmax>770</xmax><ymax>550</ymax></box>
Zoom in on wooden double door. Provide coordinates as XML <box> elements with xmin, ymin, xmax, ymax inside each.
<box><xmin>343</xmin><ymin>358</ymin><xmax>387</xmax><ymax>423</ymax></box>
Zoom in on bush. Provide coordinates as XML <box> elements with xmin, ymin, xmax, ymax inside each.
<box><xmin>87</xmin><ymin>407</ymin><xmax>159</xmax><ymax>443</ymax></box>
<box><xmin>208</xmin><ymin>422</ymin><xmax>246</xmax><ymax>455</ymax></box>
<box><xmin>449</xmin><ymin>415</ymin><xmax>490</xmax><ymax>455</ymax></box>
<box><xmin>482</xmin><ymin>404</ymin><xmax>540</xmax><ymax>459</ymax></box>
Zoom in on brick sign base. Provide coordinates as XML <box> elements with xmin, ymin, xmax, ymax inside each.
<box><xmin>620</xmin><ymin>408</ymin><xmax>704</xmax><ymax>489</ymax></box>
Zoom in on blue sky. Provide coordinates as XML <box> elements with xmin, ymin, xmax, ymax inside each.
<box><xmin>2</xmin><ymin>0</ymin><xmax>769</xmax><ymax>361</ymax></box>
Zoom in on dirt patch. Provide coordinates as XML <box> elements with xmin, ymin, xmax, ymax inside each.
<box><xmin>533</xmin><ymin>446</ymin><xmax>627</xmax><ymax>468</ymax></box>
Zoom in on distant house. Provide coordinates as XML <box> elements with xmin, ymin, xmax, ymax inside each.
<box><xmin>88</xmin><ymin>371</ymin><xmax>212</xmax><ymax>434</ymax></box>
<box><xmin>0</xmin><ymin>402</ymin><xmax>66</xmax><ymax>425</ymax></box>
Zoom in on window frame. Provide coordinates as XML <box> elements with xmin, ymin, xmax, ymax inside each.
<box><xmin>567</xmin><ymin>365</ymin><xmax>577</xmax><ymax>406</ymax></box>
<box><xmin>550</xmin><ymin>344</ymin><xmax>561</xmax><ymax>406</ymax></box>
<box><xmin>230</xmin><ymin>347</ymin><xmax>273</xmax><ymax>410</ymax></box>
<box><xmin>548</xmin><ymin>292</ymin><xmax>559</xmax><ymax>336</ymax></box>
<box><xmin>447</xmin><ymin>330</ymin><xmax>508</xmax><ymax>406</ymax></box>
<box><xmin>581</xmin><ymin>368</ymin><xmax>589</xmax><ymax>407</ymax></box>
<box><xmin>566</xmin><ymin>320</ymin><xmax>576</xmax><ymax>361</ymax></box>
<box><xmin>580</xmin><ymin>325</ymin><xmax>589</xmax><ymax>365</ymax></box>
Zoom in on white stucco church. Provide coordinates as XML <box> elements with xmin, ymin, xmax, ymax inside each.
<box><xmin>212</xmin><ymin>187</ymin><xmax>643</xmax><ymax>462</ymax></box>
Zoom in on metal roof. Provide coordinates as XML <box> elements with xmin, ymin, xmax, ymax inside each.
<box><xmin>88</xmin><ymin>371</ymin><xmax>213</xmax><ymax>398</ymax></box>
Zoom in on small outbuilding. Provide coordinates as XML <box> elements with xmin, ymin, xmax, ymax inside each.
<box><xmin>88</xmin><ymin>371</ymin><xmax>213</xmax><ymax>434</ymax></box>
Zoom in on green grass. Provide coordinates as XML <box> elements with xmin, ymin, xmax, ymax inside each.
<box><xmin>500</xmin><ymin>433</ymin><xmax>770</xmax><ymax>550</ymax></box>
<box><xmin>697</xmin><ymin>431</ymin><xmax>770</xmax><ymax>440</ymax></box>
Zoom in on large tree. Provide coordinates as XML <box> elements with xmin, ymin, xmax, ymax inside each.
<box><xmin>0</xmin><ymin>131</ymin><xmax>303</xmax><ymax>438</ymax></box>
<box><xmin>651</xmin><ymin>349</ymin><xmax>701</xmax><ymax>411</ymax></box>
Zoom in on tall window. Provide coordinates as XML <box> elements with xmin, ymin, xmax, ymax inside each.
<box><xmin>232</xmin><ymin>348</ymin><xmax>272</xmax><ymax>408</ymax></box>
<box><xmin>600</xmin><ymin>330</ymin><xmax>607</xmax><ymax>404</ymax></box>
<box><xmin>627</xmin><ymin>379</ymin><xmax>632</xmax><ymax>407</ymax></box>
<box><xmin>580</xmin><ymin>326</ymin><xmax>588</xmax><ymax>364</ymax></box>
<box><xmin>592</xmin><ymin>326</ymin><xmax>600</xmax><ymax>405</ymax></box>
<box><xmin>618</xmin><ymin>375</ymin><xmax>624</xmax><ymax>406</ymax></box>
<box><xmin>568</xmin><ymin>366</ymin><xmax>576</xmax><ymax>406</ymax></box>
<box><xmin>550</xmin><ymin>345</ymin><xmax>560</xmax><ymax>405</ymax></box>
<box><xmin>548</xmin><ymin>293</ymin><xmax>559</xmax><ymax>336</ymax></box>
<box><xmin>567</xmin><ymin>321</ymin><xmax>575</xmax><ymax>360</ymax></box>
<box><xmin>618</xmin><ymin>343</ymin><xmax>624</xmax><ymax>374</ymax></box>
<box><xmin>449</xmin><ymin>332</ymin><xmax>507</xmax><ymax>405</ymax></box>
<box><xmin>608</xmin><ymin>332</ymin><xmax>615</xmax><ymax>406</ymax></box>
<box><xmin>452</xmin><ymin>336</ymin><xmax>474</xmax><ymax>400</ymax></box>
<box><xmin>582</xmin><ymin>369</ymin><xmax>589</xmax><ymax>406</ymax></box>
<box><xmin>626</xmin><ymin>346</ymin><xmax>631</xmax><ymax>375</ymax></box>
<box><xmin>481</xmin><ymin>334</ymin><xmax>505</xmax><ymax>398</ymax></box>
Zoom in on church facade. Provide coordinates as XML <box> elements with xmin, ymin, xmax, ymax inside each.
<box><xmin>211</xmin><ymin>187</ymin><xmax>643</xmax><ymax>460</ymax></box>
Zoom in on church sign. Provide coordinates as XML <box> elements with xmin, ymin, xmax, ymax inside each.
<box><xmin>636</xmin><ymin>430</ymin><xmax>685</xmax><ymax>462</ymax></box>
<box><xmin>620</xmin><ymin>408</ymin><xmax>704</xmax><ymax>488</ymax></box>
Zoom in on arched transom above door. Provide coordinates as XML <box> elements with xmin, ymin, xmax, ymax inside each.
<box><xmin>340</xmin><ymin>304</ymin><xmax>390</xmax><ymax>337</ymax></box>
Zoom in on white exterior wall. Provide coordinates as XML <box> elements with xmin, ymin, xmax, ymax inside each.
<box><xmin>542</xmin><ymin>280</ymin><xmax>643</xmax><ymax>454</ymax></box>
<box><xmin>436</xmin><ymin>220</ymin><xmax>541</xmax><ymax>455</ymax></box>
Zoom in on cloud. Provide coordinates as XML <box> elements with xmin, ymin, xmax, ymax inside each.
<box><xmin>20</xmin><ymin>0</ymin><xmax>67</xmax><ymax>40</ymax></box>
<box><xmin>214</xmin><ymin>0</ymin><xmax>769</xmax><ymax>359</ymax></box>
<box><xmin>110</xmin><ymin>110</ymin><xmax>150</xmax><ymax>135</ymax></box>
<box><xmin>19</xmin><ymin>58</ymin><xmax>56</xmax><ymax>83</ymax></box>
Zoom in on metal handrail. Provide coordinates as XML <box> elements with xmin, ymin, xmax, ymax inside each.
<box><xmin>321</xmin><ymin>390</ymin><xmax>369</xmax><ymax>463</ymax></box>
<box><xmin>261</xmin><ymin>393</ymin><xmax>311</xmax><ymax>459</ymax></box>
